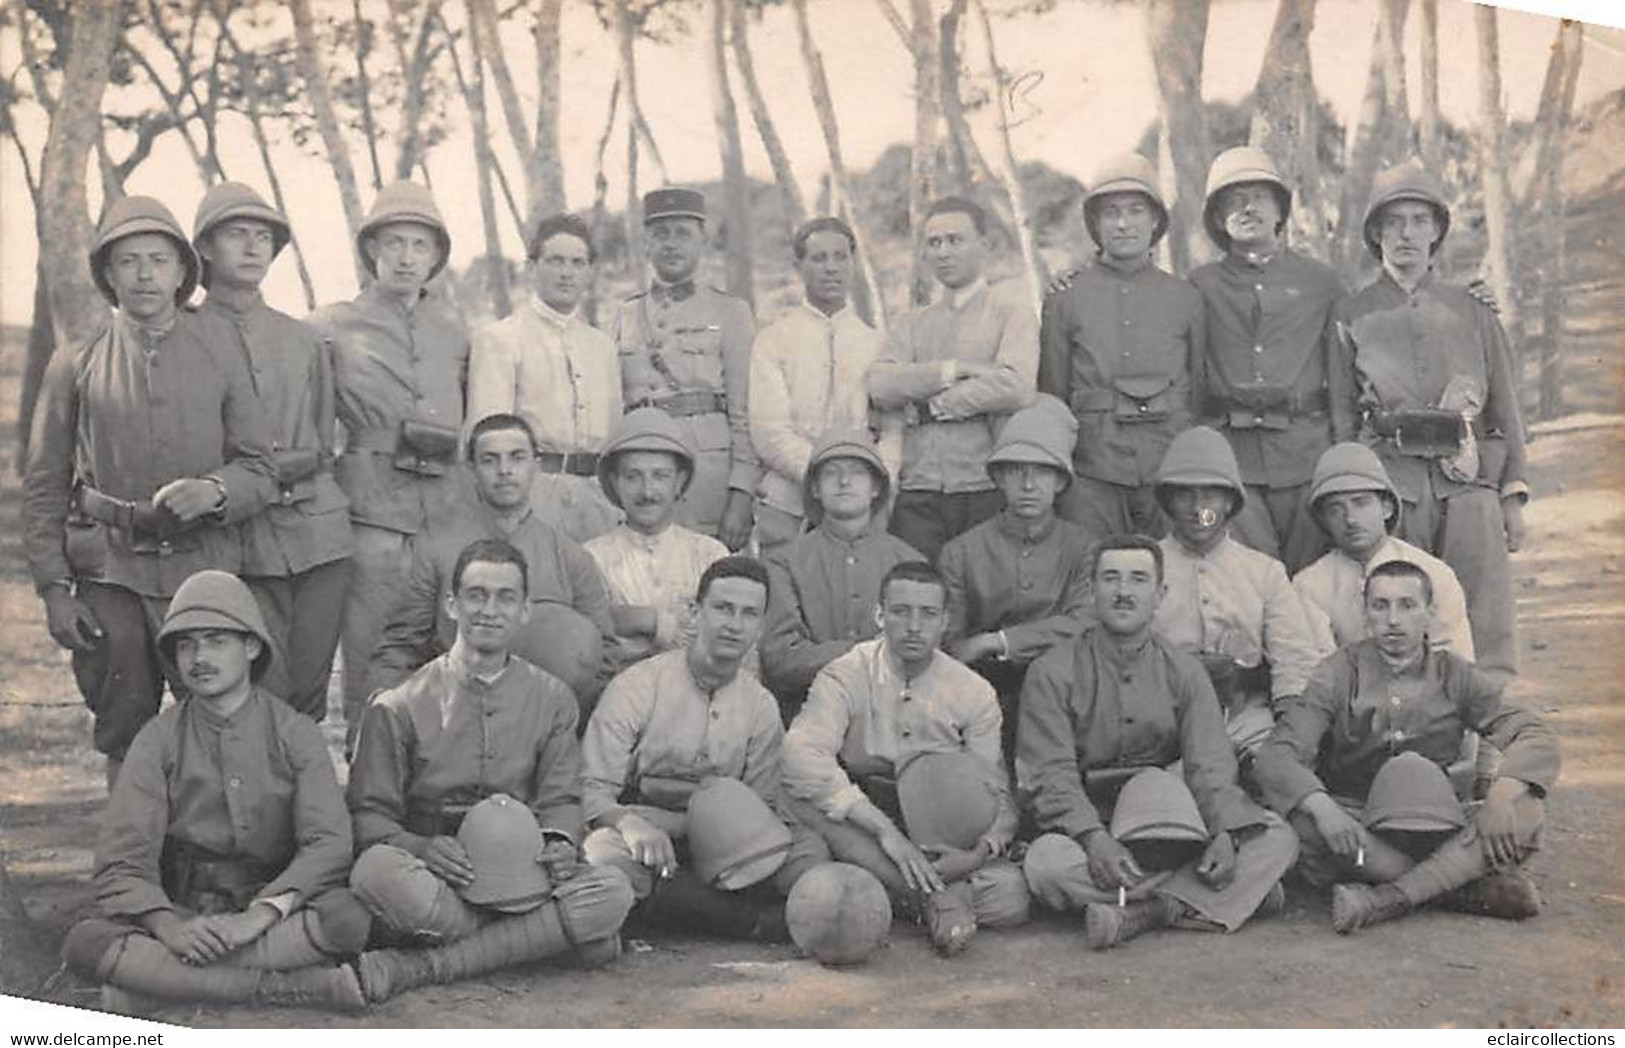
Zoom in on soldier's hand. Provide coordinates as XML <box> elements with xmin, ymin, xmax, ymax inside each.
<box><xmin>1303</xmin><ymin>792</ymin><xmax>1365</xmax><ymax>862</ymax></box>
<box><xmin>43</xmin><ymin>588</ymin><xmax>104</xmax><ymax>651</ymax></box>
<box><xmin>537</xmin><ymin>838</ymin><xmax>582</xmax><ymax>883</ymax></box>
<box><xmin>1502</xmin><ymin>498</ymin><xmax>1526</xmax><ymax>552</ymax></box>
<box><xmin>163</xmin><ymin>915</ymin><xmax>232</xmax><ymax>966</ymax></box>
<box><xmin>618</xmin><ymin>812</ymin><xmax>678</xmax><ymax>877</ymax></box>
<box><xmin>923</xmin><ymin>843</ymin><xmax>988</xmax><ymax>884</ymax></box>
<box><xmin>948</xmin><ymin>632</ymin><xmax>1003</xmax><ymax>664</ymax></box>
<box><xmin>201</xmin><ymin>905</ymin><xmax>279</xmax><ymax>953</ymax></box>
<box><xmin>1475</xmin><ymin>778</ymin><xmax>1527</xmax><ymax>869</ymax></box>
<box><xmin>1044</xmin><ymin>266</ymin><xmax>1081</xmax><ymax>297</ymax></box>
<box><xmin>878</xmin><ymin>827</ymin><xmax>945</xmax><ymax>895</ymax></box>
<box><xmin>1466</xmin><ymin>278</ymin><xmax>1501</xmax><ymax>314</ymax></box>
<box><xmin>1082</xmin><ymin>829</ymin><xmax>1145</xmax><ymax>890</ymax></box>
<box><xmin>1196</xmin><ymin>831</ymin><xmax>1238</xmax><ymax>889</ymax></box>
<box><xmin>153</xmin><ymin>477</ymin><xmax>224</xmax><ymax>522</ymax></box>
<box><xmin>424</xmin><ymin>835</ymin><xmax>476</xmax><ymax>887</ymax></box>
<box><xmin>719</xmin><ymin>490</ymin><xmax>755</xmax><ymax>552</ymax></box>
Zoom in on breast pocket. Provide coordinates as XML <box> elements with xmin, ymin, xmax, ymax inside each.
<box><xmin>674</xmin><ymin>326</ymin><xmax>726</xmax><ymax>389</ymax></box>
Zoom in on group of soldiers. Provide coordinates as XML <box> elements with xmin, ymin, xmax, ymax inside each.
<box><xmin>21</xmin><ymin>141</ymin><xmax>1559</xmax><ymax>1015</ymax></box>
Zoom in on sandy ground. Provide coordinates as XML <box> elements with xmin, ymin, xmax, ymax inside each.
<box><xmin>2</xmin><ymin>362</ymin><xmax>1622</xmax><ymax>1028</ymax></box>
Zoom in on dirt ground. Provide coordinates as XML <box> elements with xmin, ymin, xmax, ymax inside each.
<box><xmin>2</xmin><ymin>348</ymin><xmax>1622</xmax><ymax>1028</ymax></box>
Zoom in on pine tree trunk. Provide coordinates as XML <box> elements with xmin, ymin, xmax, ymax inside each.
<box><xmin>1145</xmin><ymin>0</ymin><xmax>1213</xmax><ymax>273</ymax></box>
<box><xmin>1474</xmin><ymin>6</ymin><xmax>1520</xmax><ymax>348</ymax></box>
<box><xmin>974</xmin><ymin>0</ymin><xmax>1043</xmax><ymax>310</ymax></box>
<box><xmin>351</xmin><ymin>0</ymin><xmax>385</xmax><ymax>191</ymax></box>
<box><xmin>237</xmin><ymin>43</ymin><xmax>318</xmax><ymax>311</ymax></box>
<box><xmin>387</xmin><ymin>0</ymin><xmax>441</xmax><ymax>181</ymax></box>
<box><xmin>1334</xmin><ymin>0</ymin><xmax>1410</xmax><ymax>278</ymax></box>
<box><xmin>533</xmin><ymin>0</ymin><xmax>566</xmax><ymax>218</ymax></box>
<box><xmin>1249</xmin><ymin>0</ymin><xmax>1324</xmax><ymax>257</ymax></box>
<box><xmin>1531</xmin><ymin>21</ymin><xmax>1582</xmax><ymax>418</ymax></box>
<box><xmin>16</xmin><ymin>262</ymin><xmax>55</xmax><ymax>472</ymax></box>
<box><xmin>790</xmin><ymin>0</ymin><xmax>885</xmax><ymax>330</ymax></box>
<box><xmin>1418</xmin><ymin>0</ymin><xmax>1441</xmax><ymax>170</ymax></box>
<box><xmin>610</xmin><ymin>0</ymin><xmax>668</xmax><ymax>189</ymax></box>
<box><xmin>908</xmin><ymin>0</ymin><xmax>942</xmax><ymax>306</ymax></box>
<box><xmin>469</xmin><ymin>0</ymin><xmax>547</xmax><ymax>234</ymax></box>
<box><xmin>454</xmin><ymin>0</ymin><xmax>511</xmax><ymax>317</ymax></box>
<box><xmin>290</xmin><ymin>0</ymin><xmax>368</xmax><ymax>282</ymax></box>
<box><xmin>729</xmin><ymin>0</ymin><xmax>806</xmax><ymax>235</ymax></box>
<box><xmin>585</xmin><ymin>76</ymin><xmax>621</xmax><ymax>327</ymax></box>
<box><xmin>709</xmin><ymin>0</ymin><xmax>754</xmax><ymax>306</ymax></box>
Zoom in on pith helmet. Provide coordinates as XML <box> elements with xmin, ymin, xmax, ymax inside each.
<box><xmin>785</xmin><ymin>862</ymin><xmax>892</xmax><ymax>966</ymax></box>
<box><xmin>986</xmin><ymin>393</ymin><xmax>1076</xmax><ymax>483</ymax></box>
<box><xmin>643</xmin><ymin>187</ymin><xmax>707</xmax><ymax>224</ymax></box>
<box><xmin>1154</xmin><ymin>425</ymin><xmax>1247</xmax><ymax>520</ymax></box>
<box><xmin>512</xmin><ymin>603</ymin><xmax>604</xmax><ymax>701</ymax></box>
<box><xmin>596</xmin><ymin>407</ymin><xmax>697</xmax><ymax>508</ymax></box>
<box><xmin>686</xmin><ymin>778</ymin><xmax>793</xmax><ymax>890</ymax></box>
<box><xmin>1309</xmin><ymin>442</ymin><xmax>1401</xmax><ymax>531</ymax></box>
<box><xmin>1202</xmin><ymin>146</ymin><xmax>1292</xmax><ymax>251</ymax></box>
<box><xmin>1363</xmin><ymin>162</ymin><xmax>1452</xmax><ymax>260</ymax></box>
<box><xmin>456</xmin><ymin>794</ymin><xmax>553</xmax><ymax>913</ymax></box>
<box><xmin>1109</xmin><ymin>768</ymin><xmax>1208</xmax><ymax>844</ymax></box>
<box><xmin>802</xmin><ymin>429</ymin><xmax>890</xmax><ymax>524</ymax></box>
<box><xmin>192</xmin><ymin>182</ymin><xmax>291</xmax><ymax>289</ymax></box>
<box><xmin>357</xmin><ymin>180</ymin><xmax>451</xmax><ymax>280</ymax></box>
<box><xmin>897</xmin><ymin>751</ymin><xmax>1000</xmax><ymax>850</ymax></box>
<box><xmin>156</xmin><ymin>569</ymin><xmax>273</xmax><ymax>679</ymax></box>
<box><xmin>1082</xmin><ymin>152</ymin><xmax>1169</xmax><ymax>249</ymax></box>
<box><xmin>1363</xmin><ymin>752</ymin><xmax>1465</xmax><ymax>833</ymax></box>
<box><xmin>90</xmin><ymin>196</ymin><xmax>201</xmax><ymax>308</ymax></box>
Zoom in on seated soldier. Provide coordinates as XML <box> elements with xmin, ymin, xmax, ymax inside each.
<box><xmin>368</xmin><ymin>413</ymin><xmax>617</xmax><ymax>707</ymax></box>
<box><xmin>940</xmin><ymin>394</ymin><xmax>1094</xmax><ymax>767</ymax></box>
<box><xmin>347</xmin><ymin>538</ymin><xmax>634</xmax><ymax>1004</ymax></box>
<box><xmin>1253</xmin><ymin>560</ymin><xmax>1559</xmax><ymax>933</ymax></box>
<box><xmin>1293</xmin><ymin>441</ymin><xmax>1476</xmax><ymax>664</ymax></box>
<box><xmin>585</xmin><ymin>407</ymin><xmax>729</xmax><ymax>664</ymax></box>
<box><xmin>760</xmin><ymin>430</ymin><xmax>920</xmax><ymax>720</ymax></box>
<box><xmin>1150</xmin><ymin>426</ymin><xmax>1331</xmax><ymax>757</ymax></box>
<box><xmin>580</xmin><ymin>556</ymin><xmax>829</xmax><ymax>941</ymax></box>
<box><xmin>1018</xmin><ymin>536</ymin><xmax>1298</xmax><ymax>951</ymax></box>
<box><xmin>62</xmin><ymin>570</ymin><xmax>371</xmax><ymax>1013</ymax></box>
<box><xmin>783</xmin><ymin>561</ymin><xmax>1031</xmax><ymax>958</ymax></box>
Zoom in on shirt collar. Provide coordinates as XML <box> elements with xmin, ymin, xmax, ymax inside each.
<box><xmin>114</xmin><ymin>309</ymin><xmax>176</xmax><ymax>348</ymax></box>
<box><xmin>203</xmin><ymin>285</ymin><xmax>266</xmax><ymax>316</ymax></box>
<box><xmin>1091</xmin><ymin>626</ymin><xmax>1156</xmax><ymax>670</ymax></box>
<box><xmin>619</xmin><ymin>521</ymin><xmax>674</xmax><ymax>552</ymax></box>
<box><xmin>947</xmin><ymin>277</ymin><xmax>988</xmax><ymax>311</ymax></box>
<box><xmin>449</xmin><ymin>639</ymin><xmax>511</xmax><ymax>687</ymax></box>
<box><xmin>652</xmin><ymin>276</ymin><xmax>697</xmax><ymax>303</ymax></box>
<box><xmin>1380</xmin><ymin>260</ymin><xmax>1434</xmax><ymax>296</ymax></box>
<box><xmin>529</xmin><ymin>294</ymin><xmax>574</xmax><ymax>330</ymax></box>
<box><xmin>800</xmin><ymin>300</ymin><xmax>848</xmax><ymax>323</ymax></box>
<box><xmin>189</xmin><ymin>686</ymin><xmax>263</xmax><ymax>730</ymax></box>
<box><xmin>996</xmin><ymin>509</ymin><xmax>1058</xmax><ymax>545</ymax></box>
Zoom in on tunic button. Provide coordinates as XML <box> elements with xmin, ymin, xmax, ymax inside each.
<box><xmin>901</xmin><ymin>729</ymin><xmax>912</xmax><ymax>738</ymax></box>
<box><xmin>229</xmin><ymin>777</ymin><xmax>242</xmax><ymax>788</ymax></box>
<box><xmin>1253</xmin><ymin>345</ymin><xmax>1263</xmax><ymax>353</ymax></box>
<box><xmin>710</xmin><ymin>709</ymin><xmax>720</xmax><ymax>719</ymax></box>
<box><xmin>847</xmin><ymin>556</ymin><xmax>857</xmax><ymax>566</ymax></box>
<box><xmin>1138</xmin><ymin>403</ymin><xmax>1148</xmax><ymax>413</ymax></box>
<box><xmin>1390</xmin><ymin>696</ymin><xmax>1401</xmax><ymax>707</ymax></box>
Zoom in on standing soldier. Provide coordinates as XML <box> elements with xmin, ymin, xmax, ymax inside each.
<box><xmin>749</xmin><ymin>216</ymin><xmax>895</xmax><ymax>555</ymax></box>
<box><xmin>1189</xmin><ymin>146</ymin><xmax>1354</xmax><ymax>574</ymax></box>
<box><xmin>869</xmin><ymin>196</ymin><xmax>1039</xmax><ymax>563</ymax></box>
<box><xmin>312</xmin><ymin>181</ymin><xmax>469</xmax><ymax>750</ymax></box>
<box><xmin>611</xmin><ymin>188</ymin><xmax>757</xmax><ymax>550</ymax></box>
<box><xmin>190</xmin><ymin>183</ymin><xmax>353</xmax><ymax>722</ymax></box>
<box><xmin>23</xmin><ymin>196</ymin><xmax>276</xmax><ymax>787</ymax></box>
<box><xmin>1336</xmin><ymin>162</ymin><xmax>1527</xmax><ymax>678</ymax></box>
<box><xmin>1037</xmin><ymin>152</ymin><xmax>1203</xmax><ymax>543</ymax></box>
<box><xmin>466</xmin><ymin>213</ymin><xmax>622</xmax><ymax>543</ymax></box>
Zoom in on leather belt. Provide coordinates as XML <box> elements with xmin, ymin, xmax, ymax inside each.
<box><xmin>75</xmin><ymin>483</ymin><xmax>201</xmax><ymax>548</ymax></box>
<box><xmin>537</xmin><ymin>451</ymin><xmax>600</xmax><ymax>477</ymax></box>
<box><xmin>1368</xmin><ymin>410</ymin><xmax>1488</xmax><ymax>439</ymax></box>
<box><xmin>627</xmin><ymin>390</ymin><xmax>726</xmax><ymax>417</ymax></box>
<box><xmin>346</xmin><ymin>428</ymin><xmax>401</xmax><ymax>454</ymax></box>
<box><xmin>1205</xmin><ymin>387</ymin><xmax>1329</xmax><ymax>420</ymax></box>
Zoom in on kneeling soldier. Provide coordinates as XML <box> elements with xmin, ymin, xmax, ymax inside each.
<box><xmin>784</xmin><ymin>561</ymin><xmax>1031</xmax><ymax>957</ymax></box>
<box><xmin>347</xmin><ymin>538</ymin><xmax>634</xmax><ymax>1003</ymax></box>
<box><xmin>580</xmin><ymin>556</ymin><xmax>829</xmax><ymax>940</ymax></box>
<box><xmin>62</xmin><ymin>570</ymin><xmax>370</xmax><ymax>1013</ymax></box>
<box><xmin>1253</xmin><ymin>560</ymin><xmax>1558</xmax><ymax>933</ymax></box>
<box><xmin>1019</xmin><ymin>535</ymin><xmax>1298</xmax><ymax>950</ymax></box>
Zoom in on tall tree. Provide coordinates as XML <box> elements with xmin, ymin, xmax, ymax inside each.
<box><xmin>790</xmin><ymin>0</ymin><xmax>884</xmax><ymax>329</ymax></box>
<box><xmin>532</xmin><ymin>0</ymin><xmax>567</xmax><ymax>220</ymax></box>
<box><xmin>1531</xmin><ymin>20</ymin><xmax>1584</xmax><ymax>419</ymax></box>
<box><xmin>708</xmin><ymin>0</ymin><xmax>753</xmax><ymax>305</ymax></box>
<box><xmin>1335</xmin><ymin>0</ymin><xmax>1411</xmax><ymax>276</ymax></box>
<box><xmin>729</xmin><ymin>0</ymin><xmax>806</xmax><ymax>234</ymax></box>
<box><xmin>456</xmin><ymin>0</ymin><xmax>512</xmax><ymax>317</ymax></box>
<box><xmin>1249</xmin><ymin>0</ymin><xmax>1324</xmax><ymax>257</ymax></box>
<box><xmin>608</xmin><ymin>0</ymin><xmax>669</xmax><ymax>190</ymax></box>
<box><xmin>386</xmin><ymin>0</ymin><xmax>444</xmax><ymax>180</ymax></box>
<box><xmin>1474</xmin><ymin>5</ymin><xmax>1519</xmax><ymax>347</ymax></box>
<box><xmin>1418</xmin><ymin>0</ymin><xmax>1441</xmax><ymax>170</ymax></box>
<box><xmin>1145</xmin><ymin>0</ymin><xmax>1213</xmax><ymax>273</ymax></box>
<box><xmin>289</xmin><ymin>0</ymin><xmax>368</xmax><ymax>279</ymax></box>
<box><xmin>469</xmin><ymin>0</ymin><xmax>559</xmax><ymax>231</ymax></box>
<box><xmin>973</xmin><ymin>0</ymin><xmax>1042</xmax><ymax>309</ymax></box>
<box><xmin>907</xmin><ymin>0</ymin><xmax>942</xmax><ymax>305</ymax></box>
<box><xmin>350</xmin><ymin>0</ymin><xmax>385</xmax><ymax>190</ymax></box>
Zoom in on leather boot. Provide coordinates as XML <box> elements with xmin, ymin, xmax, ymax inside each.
<box><xmin>98</xmin><ymin>933</ymin><xmax>364</xmax><ymax>1012</ymax></box>
<box><xmin>568</xmin><ymin>935</ymin><xmax>622</xmax><ymax>970</ymax></box>
<box><xmin>1084</xmin><ymin>896</ymin><xmax>1177</xmax><ymax>950</ymax></box>
<box><xmin>1441</xmin><ymin>868</ymin><xmax>1541</xmax><ymax>920</ymax></box>
<box><xmin>922</xmin><ymin>884</ymin><xmax>977</xmax><ymax>957</ymax></box>
<box><xmin>357</xmin><ymin>899</ymin><xmax>575</xmax><ymax>1003</ymax></box>
<box><xmin>1331</xmin><ymin>883</ymin><xmax>1411</xmax><ymax>934</ymax></box>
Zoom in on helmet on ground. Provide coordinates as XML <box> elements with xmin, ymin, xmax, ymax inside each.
<box><xmin>192</xmin><ymin>182</ymin><xmax>291</xmax><ymax>289</ymax></box>
<box><xmin>785</xmin><ymin>862</ymin><xmax>892</xmax><ymax>966</ymax></box>
<box><xmin>686</xmin><ymin>777</ymin><xmax>793</xmax><ymax>890</ymax></box>
<box><xmin>986</xmin><ymin>393</ymin><xmax>1076</xmax><ymax>485</ymax></box>
<box><xmin>357</xmin><ymin>181</ymin><xmax>451</xmax><ymax>280</ymax></box>
<box><xmin>1202</xmin><ymin>146</ymin><xmax>1292</xmax><ymax>251</ymax></box>
<box><xmin>596</xmin><ymin>407</ymin><xmax>697</xmax><ymax>508</ymax></box>
<box><xmin>1309</xmin><ymin>442</ymin><xmax>1401</xmax><ymax>532</ymax></box>
<box><xmin>457</xmin><ymin>793</ymin><xmax>553</xmax><ymax>913</ymax></box>
<box><xmin>1153</xmin><ymin>425</ymin><xmax>1247</xmax><ymax>520</ymax></box>
<box><xmin>897</xmin><ymin>751</ymin><xmax>1000</xmax><ymax>850</ymax></box>
<box><xmin>90</xmin><ymin>196</ymin><xmax>200</xmax><ymax>308</ymax></box>
<box><xmin>1363</xmin><ymin>162</ymin><xmax>1451</xmax><ymax>260</ymax></box>
<box><xmin>1363</xmin><ymin>752</ymin><xmax>1465</xmax><ymax>833</ymax></box>
<box><xmin>513</xmin><ymin>603</ymin><xmax>604</xmax><ymax>700</ymax></box>
<box><xmin>802</xmin><ymin>429</ymin><xmax>890</xmax><ymax>525</ymax></box>
<box><xmin>1109</xmin><ymin>767</ymin><xmax>1208</xmax><ymax>844</ymax></box>
<box><xmin>156</xmin><ymin>569</ymin><xmax>274</xmax><ymax>679</ymax></box>
<box><xmin>1082</xmin><ymin>152</ymin><xmax>1169</xmax><ymax>249</ymax></box>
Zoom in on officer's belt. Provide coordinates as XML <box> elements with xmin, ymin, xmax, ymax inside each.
<box><xmin>536</xmin><ymin>450</ymin><xmax>600</xmax><ymax>477</ymax></box>
<box><xmin>1205</xmin><ymin>387</ymin><xmax>1328</xmax><ymax>428</ymax></box>
<box><xmin>626</xmin><ymin>390</ymin><xmax>726</xmax><ymax>417</ymax></box>
<box><xmin>1069</xmin><ymin>388</ymin><xmax>1189</xmax><ymax>421</ymax></box>
<box><xmin>75</xmin><ymin>484</ymin><xmax>203</xmax><ymax>547</ymax></box>
<box><xmin>346</xmin><ymin>421</ymin><xmax>460</xmax><ymax>477</ymax></box>
<box><xmin>347</xmin><ymin>428</ymin><xmax>404</xmax><ymax>453</ymax></box>
<box><xmin>161</xmin><ymin>837</ymin><xmax>277</xmax><ymax>914</ymax></box>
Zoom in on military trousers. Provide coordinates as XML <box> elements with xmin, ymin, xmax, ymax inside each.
<box><xmin>1231</xmin><ymin>481</ymin><xmax>1327</xmax><ymax>576</ymax></box>
<box><xmin>752</xmin><ymin>503</ymin><xmax>806</xmax><ymax>560</ymax></box>
<box><xmin>247</xmin><ymin>557</ymin><xmax>351</xmax><ymax>721</ymax></box>
<box><xmin>71</xmin><ymin>581</ymin><xmax>178</xmax><ymax>761</ymax></box>
<box><xmin>888</xmin><ymin>489</ymin><xmax>1003</xmax><ymax>565</ymax></box>
<box><xmin>1056</xmin><ymin>474</ymin><xmax>1165</xmax><ymax>546</ymax></box>
<box><xmin>339</xmin><ymin>524</ymin><xmax>413</xmax><ymax>749</ymax></box>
